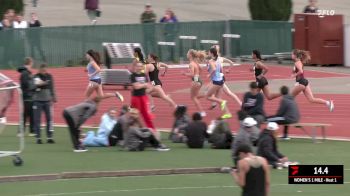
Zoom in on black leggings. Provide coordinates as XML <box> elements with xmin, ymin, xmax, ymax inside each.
<box><xmin>23</xmin><ymin>101</ymin><xmax>35</xmax><ymax>133</ymax></box>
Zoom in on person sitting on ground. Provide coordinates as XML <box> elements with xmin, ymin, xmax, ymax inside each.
<box><xmin>108</xmin><ymin>105</ymin><xmax>130</xmax><ymax>146</ymax></box>
<box><xmin>169</xmin><ymin>105</ymin><xmax>190</xmax><ymax>143</ymax></box>
<box><xmin>83</xmin><ymin>107</ymin><xmax>117</xmax><ymax>147</ymax></box>
<box><xmin>184</xmin><ymin>112</ymin><xmax>208</xmax><ymax>148</ymax></box>
<box><xmin>257</xmin><ymin>122</ymin><xmax>289</xmax><ymax>169</ymax></box>
<box><xmin>242</xmin><ymin>82</ymin><xmax>266</xmax><ymax>127</ymax></box>
<box><xmin>124</xmin><ymin>108</ymin><xmax>169</xmax><ymax>152</ymax></box>
<box><xmin>208</xmin><ymin>117</ymin><xmax>232</xmax><ymax>149</ymax></box>
<box><xmin>267</xmin><ymin>86</ymin><xmax>300</xmax><ymax>140</ymax></box>
<box><xmin>232</xmin><ymin>117</ymin><xmax>260</xmax><ymax>166</ymax></box>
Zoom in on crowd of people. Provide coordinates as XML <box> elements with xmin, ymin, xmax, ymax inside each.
<box><xmin>0</xmin><ymin>9</ymin><xmax>42</xmax><ymax>30</ymax></box>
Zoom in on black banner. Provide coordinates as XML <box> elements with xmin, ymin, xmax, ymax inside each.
<box><xmin>288</xmin><ymin>165</ymin><xmax>343</xmax><ymax>184</ymax></box>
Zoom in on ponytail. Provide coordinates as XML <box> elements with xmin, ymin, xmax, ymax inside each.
<box><xmin>187</xmin><ymin>49</ymin><xmax>206</xmax><ymax>63</ymax></box>
<box><xmin>87</xmin><ymin>49</ymin><xmax>101</xmax><ymax>66</ymax></box>
<box><xmin>252</xmin><ymin>49</ymin><xmax>262</xmax><ymax>60</ymax></box>
<box><xmin>209</xmin><ymin>47</ymin><xmax>218</xmax><ymax>60</ymax></box>
<box><xmin>134</xmin><ymin>48</ymin><xmax>145</xmax><ymax>63</ymax></box>
<box><xmin>293</xmin><ymin>49</ymin><xmax>311</xmax><ymax>64</ymax></box>
<box><xmin>149</xmin><ymin>53</ymin><xmax>159</xmax><ymax>62</ymax></box>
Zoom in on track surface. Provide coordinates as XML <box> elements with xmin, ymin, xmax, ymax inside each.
<box><xmin>1</xmin><ymin>64</ymin><xmax>350</xmax><ymax>138</ymax></box>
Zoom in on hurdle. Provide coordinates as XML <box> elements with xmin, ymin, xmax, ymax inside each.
<box><xmin>157</xmin><ymin>41</ymin><xmax>176</xmax><ymax>62</ymax></box>
<box><xmin>179</xmin><ymin>35</ymin><xmax>197</xmax><ymax>60</ymax></box>
<box><xmin>102</xmin><ymin>42</ymin><xmax>143</xmax><ymax>69</ymax></box>
<box><xmin>200</xmin><ymin>40</ymin><xmax>219</xmax><ymax>50</ymax></box>
<box><xmin>222</xmin><ymin>34</ymin><xmax>241</xmax><ymax>58</ymax></box>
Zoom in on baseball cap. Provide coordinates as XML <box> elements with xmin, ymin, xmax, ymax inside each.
<box><xmin>242</xmin><ymin>117</ymin><xmax>257</xmax><ymax>127</ymax></box>
<box><xmin>267</xmin><ymin>122</ymin><xmax>279</xmax><ymax>131</ymax></box>
<box><xmin>145</xmin><ymin>3</ymin><xmax>151</xmax><ymax>7</ymax></box>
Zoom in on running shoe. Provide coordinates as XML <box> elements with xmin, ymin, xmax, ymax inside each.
<box><xmin>115</xmin><ymin>92</ymin><xmax>124</xmax><ymax>102</ymax></box>
<box><xmin>151</xmin><ymin>105</ymin><xmax>156</xmax><ymax>112</ymax></box>
<box><xmin>221</xmin><ymin>113</ymin><xmax>232</xmax><ymax>119</ymax></box>
<box><xmin>220</xmin><ymin>100</ymin><xmax>227</xmax><ymax>111</ymax></box>
<box><xmin>73</xmin><ymin>147</ymin><xmax>88</xmax><ymax>152</ymax></box>
<box><xmin>156</xmin><ymin>144</ymin><xmax>170</xmax><ymax>152</ymax></box>
<box><xmin>200</xmin><ymin>111</ymin><xmax>207</xmax><ymax>117</ymax></box>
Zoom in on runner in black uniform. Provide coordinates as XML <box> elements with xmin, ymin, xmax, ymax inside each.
<box><xmin>232</xmin><ymin>144</ymin><xmax>270</xmax><ymax>196</ymax></box>
<box><xmin>251</xmin><ymin>50</ymin><xmax>281</xmax><ymax>100</ymax></box>
<box><xmin>291</xmin><ymin>49</ymin><xmax>334</xmax><ymax>112</ymax></box>
<box><xmin>145</xmin><ymin>54</ymin><xmax>177</xmax><ymax>109</ymax></box>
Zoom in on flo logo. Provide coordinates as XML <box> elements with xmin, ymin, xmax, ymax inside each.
<box><xmin>317</xmin><ymin>10</ymin><xmax>335</xmax><ymax>16</ymax></box>
<box><xmin>291</xmin><ymin>166</ymin><xmax>299</xmax><ymax>175</ymax></box>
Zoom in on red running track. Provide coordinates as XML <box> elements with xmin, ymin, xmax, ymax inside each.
<box><xmin>1</xmin><ymin>64</ymin><xmax>350</xmax><ymax>138</ymax></box>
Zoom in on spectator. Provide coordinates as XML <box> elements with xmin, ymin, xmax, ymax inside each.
<box><xmin>160</xmin><ymin>8</ymin><xmax>178</xmax><ymax>42</ymax></box>
<box><xmin>33</xmin><ymin>64</ymin><xmax>57</xmax><ymax>144</ymax></box>
<box><xmin>141</xmin><ymin>3</ymin><xmax>156</xmax><ymax>54</ymax></box>
<box><xmin>124</xmin><ymin>108</ymin><xmax>169</xmax><ymax>151</ymax></box>
<box><xmin>5</xmin><ymin>9</ymin><xmax>16</xmax><ymax>25</ymax></box>
<box><xmin>184</xmin><ymin>112</ymin><xmax>208</xmax><ymax>148</ymax></box>
<box><xmin>159</xmin><ymin>8</ymin><xmax>178</xmax><ymax>23</ymax></box>
<box><xmin>1</xmin><ymin>18</ymin><xmax>11</xmax><ymax>29</ymax></box>
<box><xmin>267</xmin><ymin>86</ymin><xmax>300</xmax><ymax>140</ymax></box>
<box><xmin>83</xmin><ymin>107</ymin><xmax>117</xmax><ymax>147</ymax></box>
<box><xmin>85</xmin><ymin>0</ymin><xmax>99</xmax><ymax>25</ymax></box>
<box><xmin>29</xmin><ymin>12</ymin><xmax>42</xmax><ymax>27</ymax></box>
<box><xmin>32</xmin><ymin>0</ymin><xmax>39</xmax><ymax>7</ymax></box>
<box><xmin>232</xmin><ymin>144</ymin><xmax>270</xmax><ymax>196</ymax></box>
<box><xmin>17</xmin><ymin>57</ymin><xmax>36</xmax><ymax>136</ymax></box>
<box><xmin>141</xmin><ymin>4</ymin><xmax>156</xmax><ymax>23</ymax></box>
<box><xmin>108</xmin><ymin>105</ymin><xmax>130</xmax><ymax>146</ymax></box>
<box><xmin>242</xmin><ymin>82</ymin><xmax>265</xmax><ymax>126</ymax></box>
<box><xmin>13</xmin><ymin>14</ymin><xmax>28</xmax><ymax>29</ymax></box>
<box><xmin>303</xmin><ymin>0</ymin><xmax>318</xmax><ymax>13</ymax></box>
<box><xmin>28</xmin><ymin>13</ymin><xmax>46</xmax><ymax>61</ymax></box>
<box><xmin>208</xmin><ymin>117</ymin><xmax>232</xmax><ymax>149</ymax></box>
<box><xmin>169</xmin><ymin>105</ymin><xmax>190</xmax><ymax>143</ymax></box>
<box><xmin>257</xmin><ymin>122</ymin><xmax>289</xmax><ymax>169</ymax></box>
<box><xmin>231</xmin><ymin>117</ymin><xmax>260</xmax><ymax>166</ymax></box>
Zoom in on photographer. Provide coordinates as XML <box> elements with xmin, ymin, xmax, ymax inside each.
<box><xmin>124</xmin><ymin>108</ymin><xmax>169</xmax><ymax>152</ymax></box>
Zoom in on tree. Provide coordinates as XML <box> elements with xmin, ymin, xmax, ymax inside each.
<box><xmin>0</xmin><ymin>0</ymin><xmax>24</xmax><ymax>20</ymax></box>
<box><xmin>249</xmin><ymin>0</ymin><xmax>292</xmax><ymax>21</ymax></box>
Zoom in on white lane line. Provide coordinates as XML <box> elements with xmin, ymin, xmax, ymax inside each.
<box><xmin>23</xmin><ymin>182</ymin><xmax>350</xmax><ymax>196</ymax></box>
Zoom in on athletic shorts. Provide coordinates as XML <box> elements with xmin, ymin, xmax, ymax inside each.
<box><xmin>212</xmin><ymin>80</ymin><xmax>224</xmax><ymax>86</ymax></box>
<box><xmin>151</xmin><ymin>80</ymin><xmax>162</xmax><ymax>86</ymax></box>
<box><xmin>296</xmin><ymin>78</ymin><xmax>309</xmax><ymax>87</ymax></box>
<box><xmin>89</xmin><ymin>78</ymin><xmax>102</xmax><ymax>85</ymax></box>
<box><xmin>256</xmin><ymin>77</ymin><xmax>268</xmax><ymax>89</ymax></box>
<box><xmin>192</xmin><ymin>76</ymin><xmax>203</xmax><ymax>86</ymax></box>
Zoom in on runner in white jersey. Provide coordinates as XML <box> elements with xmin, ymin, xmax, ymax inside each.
<box><xmin>208</xmin><ymin>45</ymin><xmax>242</xmax><ymax>110</ymax></box>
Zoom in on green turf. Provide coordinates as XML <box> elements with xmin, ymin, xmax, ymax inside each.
<box><xmin>0</xmin><ymin>125</ymin><xmax>349</xmax><ymax>196</ymax></box>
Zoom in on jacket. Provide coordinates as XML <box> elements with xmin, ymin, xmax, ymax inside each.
<box><xmin>32</xmin><ymin>73</ymin><xmax>56</xmax><ymax>102</ymax></box>
<box><xmin>124</xmin><ymin>127</ymin><xmax>151</xmax><ymax>151</ymax></box>
<box><xmin>17</xmin><ymin>66</ymin><xmax>35</xmax><ymax>101</ymax></box>
<box><xmin>64</xmin><ymin>100</ymin><xmax>97</xmax><ymax>127</ymax></box>
<box><xmin>83</xmin><ymin>113</ymin><xmax>117</xmax><ymax>147</ymax></box>
<box><xmin>276</xmin><ymin>95</ymin><xmax>300</xmax><ymax>123</ymax></box>
<box><xmin>208</xmin><ymin>120</ymin><xmax>232</xmax><ymax>149</ymax></box>
<box><xmin>242</xmin><ymin>92</ymin><xmax>265</xmax><ymax>116</ymax></box>
<box><xmin>85</xmin><ymin>0</ymin><xmax>99</xmax><ymax>10</ymax></box>
<box><xmin>257</xmin><ymin>129</ymin><xmax>284</xmax><ymax>162</ymax></box>
<box><xmin>231</xmin><ymin>124</ymin><xmax>260</xmax><ymax>158</ymax></box>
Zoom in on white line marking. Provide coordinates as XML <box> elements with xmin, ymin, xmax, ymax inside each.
<box><xmin>23</xmin><ymin>182</ymin><xmax>350</xmax><ymax>196</ymax></box>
